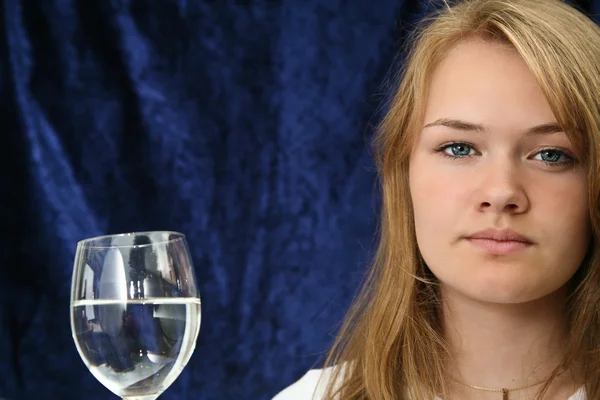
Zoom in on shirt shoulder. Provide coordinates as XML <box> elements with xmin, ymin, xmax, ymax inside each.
<box><xmin>272</xmin><ymin>366</ymin><xmax>341</xmax><ymax>400</ymax></box>
<box><xmin>569</xmin><ymin>386</ymin><xmax>586</xmax><ymax>400</ymax></box>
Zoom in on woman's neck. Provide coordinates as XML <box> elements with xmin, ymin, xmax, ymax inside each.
<box><xmin>441</xmin><ymin>285</ymin><xmax>580</xmax><ymax>400</ymax></box>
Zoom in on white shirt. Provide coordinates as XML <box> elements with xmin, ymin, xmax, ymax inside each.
<box><xmin>273</xmin><ymin>367</ymin><xmax>587</xmax><ymax>400</ymax></box>
<box><xmin>273</xmin><ymin>367</ymin><xmax>338</xmax><ymax>400</ymax></box>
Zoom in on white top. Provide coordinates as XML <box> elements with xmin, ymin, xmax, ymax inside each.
<box><xmin>273</xmin><ymin>367</ymin><xmax>338</xmax><ymax>400</ymax></box>
<box><xmin>273</xmin><ymin>367</ymin><xmax>587</xmax><ymax>400</ymax></box>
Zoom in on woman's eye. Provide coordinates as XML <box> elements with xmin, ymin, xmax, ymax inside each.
<box><xmin>439</xmin><ymin>142</ymin><xmax>476</xmax><ymax>158</ymax></box>
<box><xmin>532</xmin><ymin>149</ymin><xmax>574</xmax><ymax>166</ymax></box>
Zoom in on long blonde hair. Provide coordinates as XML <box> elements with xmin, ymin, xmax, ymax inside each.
<box><xmin>322</xmin><ymin>1</ymin><xmax>600</xmax><ymax>399</ymax></box>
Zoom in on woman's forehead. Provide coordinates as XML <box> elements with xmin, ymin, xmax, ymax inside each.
<box><xmin>422</xmin><ymin>39</ymin><xmax>558</xmax><ymax>134</ymax></box>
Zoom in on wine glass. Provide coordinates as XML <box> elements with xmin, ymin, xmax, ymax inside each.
<box><xmin>70</xmin><ymin>231</ymin><xmax>201</xmax><ymax>400</ymax></box>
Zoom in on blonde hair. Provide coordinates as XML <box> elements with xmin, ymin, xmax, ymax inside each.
<box><xmin>321</xmin><ymin>0</ymin><xmax>600</xmax><ymax>399</ymax></box>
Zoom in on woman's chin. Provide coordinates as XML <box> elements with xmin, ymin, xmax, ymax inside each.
<box><xmin>441</xmin><ymin>277</ymin><xmax>566</xmax><ymax>306</ymax></box>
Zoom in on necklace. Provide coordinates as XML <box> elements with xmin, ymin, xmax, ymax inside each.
<box><xmin>450</xmin><ymin>369</ymin><xmax>565</xmax><ymax>400</ymax></box>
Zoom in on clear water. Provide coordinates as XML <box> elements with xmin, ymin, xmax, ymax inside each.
<box><xmin>71</xmin><ymin>298</ymin><xmax>201</xmax><ymax>398</ymax></box>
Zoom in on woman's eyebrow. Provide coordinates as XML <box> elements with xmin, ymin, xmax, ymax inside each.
<box><xmin>422</xmin><ymin>118</ymin><xmax>564</xmax><ymax>135</ymax></box>
<box><xmin>423</xmin><ymin>118</ymin><xmax>485</xmax><ymax>132</ymax></box>
<box><xmin>524</xmin><ymin>123</ymin><xmax>564</xmax><ymax>136</ymax></box>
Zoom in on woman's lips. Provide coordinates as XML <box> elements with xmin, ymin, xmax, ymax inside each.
<box><xmin>466</xmin><ymin>238</ymin><xmax>533</xmax><ymax>255</ymax></box>
<box><xmin>465</xmin><ymin>228</ymin><xmax>534</xmax><ymax>255</ymax></box>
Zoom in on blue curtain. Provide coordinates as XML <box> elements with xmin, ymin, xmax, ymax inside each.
<box><xmin>1</xmin><ymin>1</ymin><xmax>597</xmax><ymax>399</ymax></box>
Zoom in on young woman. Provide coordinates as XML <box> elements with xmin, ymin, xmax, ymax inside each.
<box><xmin>274</xmin><ymin>0</ymin><xmax>600</xmax><ymax>399</ymax></box>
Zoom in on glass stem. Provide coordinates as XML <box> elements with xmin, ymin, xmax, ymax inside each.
<box><xmin>122</xmin><ymin>396</ymin><xmax>160</xmax><ymax>400</ymax></box>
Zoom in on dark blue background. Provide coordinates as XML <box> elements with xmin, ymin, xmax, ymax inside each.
<box><xmin>1</xmin><ymin>1</ymin><xmax>598</xmax><ymax>399</ymax></box>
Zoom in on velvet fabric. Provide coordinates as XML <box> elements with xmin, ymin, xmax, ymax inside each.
<box><xmin>1</xmin><ymin>1</ymin><xmax>598</xmax><ymax>399</ymax></box>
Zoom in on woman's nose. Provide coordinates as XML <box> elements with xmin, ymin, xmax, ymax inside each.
<box><xmin>475</xmin><ymin>159</ymin><xmax>530</xmax><ymax>215</ymax></box>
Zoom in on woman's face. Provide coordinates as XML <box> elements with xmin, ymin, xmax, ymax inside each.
<box><xmin>409</xmin><ymin>38</ymin><xmax>590</xmax><ymax>304</ymax></box>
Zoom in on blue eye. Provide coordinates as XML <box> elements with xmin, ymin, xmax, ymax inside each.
<box><xmin>437</xmin><ymin>142</ymin><xmax>476</xmax><ymax>158</ymax></box>
<box><xmin>533</xmin><ymin>149</ymin><xmax>573</xmax><ymax>166</ymax></box>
